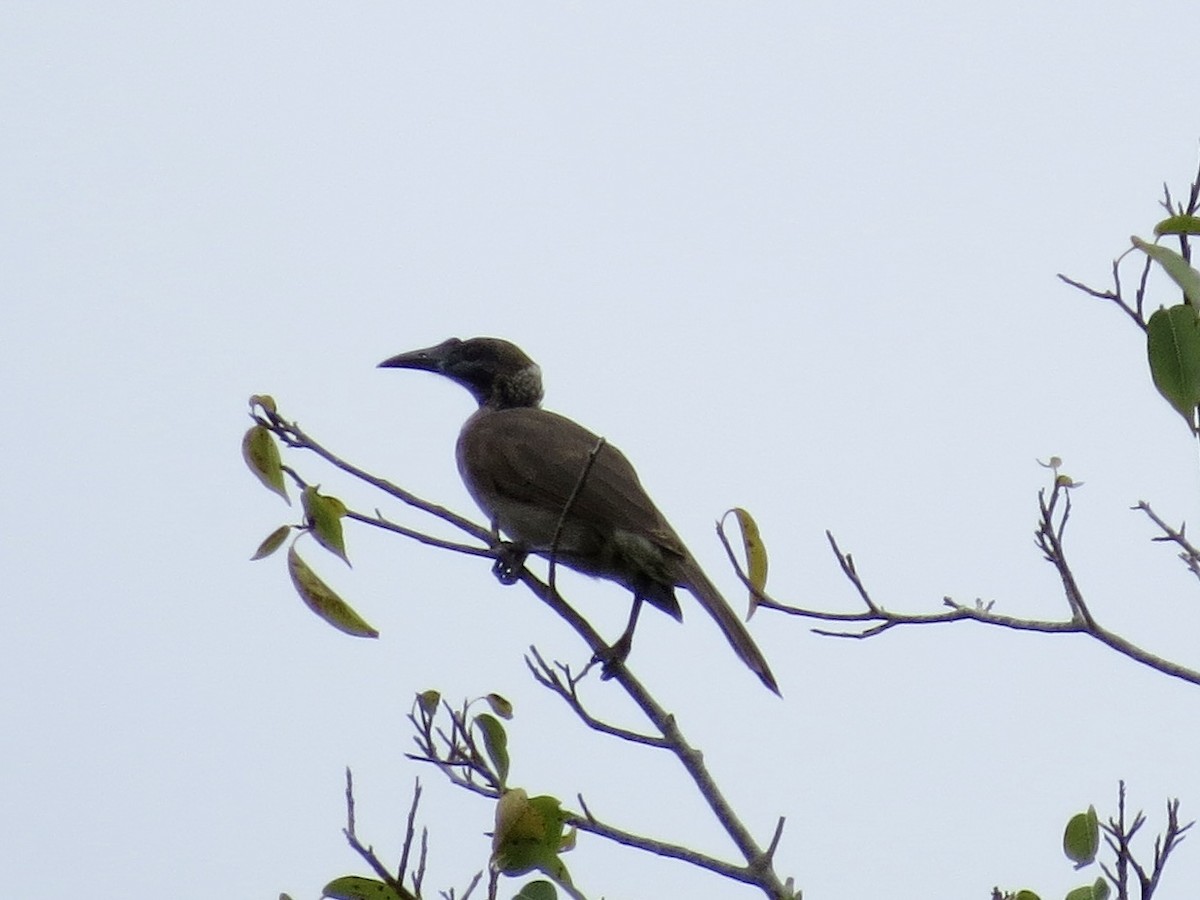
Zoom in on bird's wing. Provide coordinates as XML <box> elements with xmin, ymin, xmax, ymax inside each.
<box><xmin>458</xmin><ymin>407</ymin><xmax>686</xmax><ymax>555</ymax></box>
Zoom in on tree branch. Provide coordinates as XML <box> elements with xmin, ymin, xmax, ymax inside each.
<box><xmin>715</xmin><ymin>477</ymin><xmax>1200</xmax><ymax>689</ymax></box>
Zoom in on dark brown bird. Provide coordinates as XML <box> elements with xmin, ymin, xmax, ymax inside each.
<box><xmin>380</xmin><ymin>337</ymin><xmax>779</xmax><ymax>694</ymax></box>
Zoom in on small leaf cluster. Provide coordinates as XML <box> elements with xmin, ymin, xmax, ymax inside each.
<box><xmin>1139</xmin><ymin>219</ymin><xmax>1200</xmax><ymax>430</ymax></box>
<box><xmin>243</xmin><ymin>396</ymin><xmax>378</xmax><ymax>638</ymax></box>
<box><xmin>996</xmin><ymin>805</ymin><xmax>1108</xmax><ymax>900</ymax></box>
<box><xmin>409</xmin><ymin>691</ymin><xmax>577</xmax><ymax>898</ymax></box>
<box><xmin>1061</xmin><ymin>806</ymin><xmax>1109</xmax><ymax>900</ymax></box>
<box><xmin>410</xmin><ymin>690</ymin><xmax>516</xmax><ymax>793</ymax></box>
<box><xmin>492</xmin><ymin>789</ymin><xmax>575</xmax><ymax>888</ymax></box>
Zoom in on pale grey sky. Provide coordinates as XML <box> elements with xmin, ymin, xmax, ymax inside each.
<box><xmin>4</xmin><ymin>4</ymin><xmax>1200</xmax><ymax>898</ymax></box>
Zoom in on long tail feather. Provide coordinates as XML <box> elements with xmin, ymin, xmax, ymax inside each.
<box><xmin>682</xmin><ymin>559</ymin><xmax>780</xmax><ymax>695</ymax></box>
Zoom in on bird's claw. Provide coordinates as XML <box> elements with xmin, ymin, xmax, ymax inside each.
<box><xmin>491</xmin><ymin>542</ymin><xmax>528</xmax><ymax>585</ymax></box>
<box><xmin>594</xmin><ymin>633</ymin><xmax>633</xmax><ymax>680</ymax></box>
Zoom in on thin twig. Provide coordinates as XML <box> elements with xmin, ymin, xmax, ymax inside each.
<box><xmin>1101</xmin><ymin>781</ymin><xmax>1194</xmax><ymax>899</ymax></box>
<box><xmin>715</xmin><ymin>479</ymin><xmax>1200</xmax><ymax>689</ymax></box>
<box><xmin>397</xmin><ymin>779</ymin><xmax>423</xmax><ymax>885</ymax></box>
<box><xmin>524</xmin><ymin>648</ymin><xmax>667</xmax><ymax>748</ymax></box>
<box><xmin>1057</xmin><ymin>270</ymin><xmax>1147</xmax><ymax>330</ymax></box>
<box><xmin>352</xmin><ymin>509</ymin><xmax>493</xmax><ymax>558</ymax></box>
<box><xmin>457</xmin><ymin>870</ymin><xmax>483</xmax><ymax>900</ymax></box>
<box><xmin>547</xmin><ymin>437</ymin><xmax>606</xmax><ymax>594</ymax></box>
<box><xmin>1135</xmin><ymin>501</ymin><xmax>1200</xmax><ymax>583</ymax></box>
<box><xmin>565</xmin><ymin>796</ymin><xmax>765</xmax><ymax>885</ymax></box>
<box><xmin>274</xmin><ymin>436</ymin><xmax>493</xmax><ymax>558</ymax></box>
<box><xmin>257</xmin><ymin>407</ymin><xmax>492</xmax><ymax>544</ymax></box>
<box><xmin>406</xmin><ymin>698</ymin><xmax>504</xmax><ymax>799</ymax></box>
<box><xmin>343</xmin><ymin>768</ymin><xmax>411</xmax><ymax>896</ymax></box>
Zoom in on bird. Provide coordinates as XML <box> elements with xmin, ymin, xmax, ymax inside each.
<box><xmin>379</xmin><ymin>337</ymin><xmax>779</xmax><ymax>694</ymax></box>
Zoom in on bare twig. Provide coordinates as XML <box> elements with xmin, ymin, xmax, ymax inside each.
<box><xmin>256</xmin><ymin>406</ymin><xmax>492</xmax><ymax>546</ymax></box>
<box><xmin>271</xmin><ymin>441</ymin><xmax>492</xmax><ymax>560</ymax></box>
<box><xmin>547</xmin><ymin>437</ymin><xmax>606</xmax><ymax>594</ymax></box>
<box><xmin>456</xmin><ymin>870</ymin><xmax>483</xmax><ymax>900</ymax></box>
<box><xmin>524</xmin><ymin>648</ymin><xmax>666</xmax><ymax>748</ymax></box>
<box><xmin>1136</xmin><ymin>501</ymin><xmax>1200</xmax><ymax>583</ymax></box>
<box><xmin>1057</xmin><ymin>268</ymin><xmax>1146</xmax><ymax>329</ymax></box>
<box><xmin>397</xmin><ymin>779</ymin><xmax>423</xmax><ymax>887</ymax></box>
<box><xmin>564</xmin><ymin>793</ymin><xmax>775</xmax><ymax>885</ymax></box>
<box><xmin>715</xmin><ymin>478</ymin><xmax>1200</xmax><ymax>689</ymax></box>
<box><xmin>343</xmin><ymin>768</ymin><xmax>415</xmax><ymax>898</ymax></box>
<box><xmin>1101</xmin><ymin>781</ymin><xmax>1194</xmax><ymax>899</ymax></box>
<box><xmin>1057</xmin><ymin>257</ymin><xmax>1150</xmax><ymax>330</ymax></box>
<box><xmin>406</xmin><ymin>697</ymin><xmax>504</xmax><ymax>798</ymax></box>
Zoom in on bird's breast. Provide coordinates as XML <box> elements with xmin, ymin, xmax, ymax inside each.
<box><xmin>456</xmin><ymin>409</ymin><xmax>580</xmax><ymax>548</ymax></box>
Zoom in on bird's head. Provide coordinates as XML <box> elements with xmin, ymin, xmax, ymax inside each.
<box><xmin>379</xmin><ymin>337</ymin><xmax>544</xmax><ymax>409</ymax></box>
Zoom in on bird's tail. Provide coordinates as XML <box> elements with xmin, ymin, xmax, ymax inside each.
<box><xmin>682</xmin><ymin>559</ymin><xmax>780</xmax><ymax>695</ymax></box>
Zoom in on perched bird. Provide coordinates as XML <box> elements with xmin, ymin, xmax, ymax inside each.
<box><xmin>380</xmin><ymin>337</ymin><xmax>779</xmax><ymax>694</ymax></box>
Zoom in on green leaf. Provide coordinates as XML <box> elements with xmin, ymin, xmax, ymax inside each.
<box><xmin>1013</xmin><ymin>891</ymin><xmax>1040</xmax><ymax>900</ymax></box>
<box><xmin>729</xmin><ymin>507</ymin><xmax>769</xmax><ymax>617</ymax></box>
<box><xmin>485</xmin><ymin>692</ymin><xmax>514</xmax><ymax>719</ymax></box>
<box><xmin>321</xmin><ymin>875</ymin><xmax>409</xmax><ymax>900</ymax></box>
<box><xmin>251</xmin><ymin>525</ymin><xmax>292</xmax><ymax>560</ymax></box>
<box><xmin>474</xmin><ymin>713</ymin><xmax>510</xmax><ymax>787</ymax></box>
<box><xmin>415</xmin><ymin>690</ymin><xmax>440</xmax><ymax>717</ymax></box>
<box><xmin>1092</xmin><ymin>876</ymin><xmax>1111</xmax><ymax>900</ymax></box>
<box><xmin>1063</xmin><ymin>805</ymin><xmax>1100</xmax><ymax>867</ymax></box>
<box><xmin>302</xmin><ymin>486</ymin><xmax>350</xmax><ymax>564</ymax></box>
<box><xmin>1132</xmin><ymin>236</ymin><xmax>1200</xmax><ymax>305</ymax></box>
<box><xmin>249</xmin><ymin>393</ymin><xmax>278</xmax><ymax>415</ymax></box>
<box><xmin>1147</xmin><ymin>304</ymin><xmax>1200</xmax><ymax>427</ymax></box>
<box><xmin>513</xmin><ymin>881</ymin><xmax>557</xmax><ymax>900</ymax></box>
<box><xmin>287</xmin><ymin>546</ymin><xmax>378</xmax><ymax>638</ymax></box>
<box><xmin>242</xmin><ymin>425</ymin><xmax>289</xmax><ymax>503</ymax></box>
<box><xmin>491</xmin><ymin>790</ymin><xmax>572</xmax><ymax>883</ymax></box>
<box><xmin>1154</xmin><ymin>214</ymin><xmax>1200</xmax><ymax>236</ymax></box>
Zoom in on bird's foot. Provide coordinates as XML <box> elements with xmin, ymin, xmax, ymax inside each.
<box><xmin>491</xmin><ymin>542</ymin><xmax>528</xmax><ymax>585</ymax></box>
<box><xmin>594</xmin><ymin>633</ymin><xmax>633</xmax><ymax>680</ymax></box>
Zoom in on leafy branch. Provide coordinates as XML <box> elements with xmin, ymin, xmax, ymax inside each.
<box><xmin>991</xmin><ymin>782</ymin><xmax>1192</xmax><ymax>900</ymax></box>
<box><xmin>244</xmin><ymin>398</ymin><xmax>796</xmax><ymax>899</ymax></box>
<box><xmin>711</xmin><ymin>161</ymin><xmax>1200</xmax><ymax>692</ymax></box>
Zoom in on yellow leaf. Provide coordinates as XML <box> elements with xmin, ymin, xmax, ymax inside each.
<box><xmin>415</xmin><ymin>690</ymin><xmax>440</xmax><ymax>716</ymax></box>
<box><xmin>485</xmin><ymin>693</ymin><xmax>514</xmax><ymax>719</ymax></box>
<box><xmin>731</xmin><ymin>507</ymin><xmax>769</xmax><ymax>617</ymax></box>
<box><xmin>286</xmin><ymin>547</ymin><xmax>377</xmax><ymax>638</ymax></box>
<box><xmin>248</xmin><ymin>394</ymin><xmax>278</xmax><ymax>415</ymax></box>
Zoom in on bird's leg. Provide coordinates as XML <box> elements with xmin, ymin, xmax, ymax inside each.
<box><xmin>491</xmin><ymin>541</ymin><xmax>528</xmax><ymax>585</ymax></box>
<box><xmin>596</xmin><ymin>594</ymin><xmax>644</xmax><ymax>679</ymax></box>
